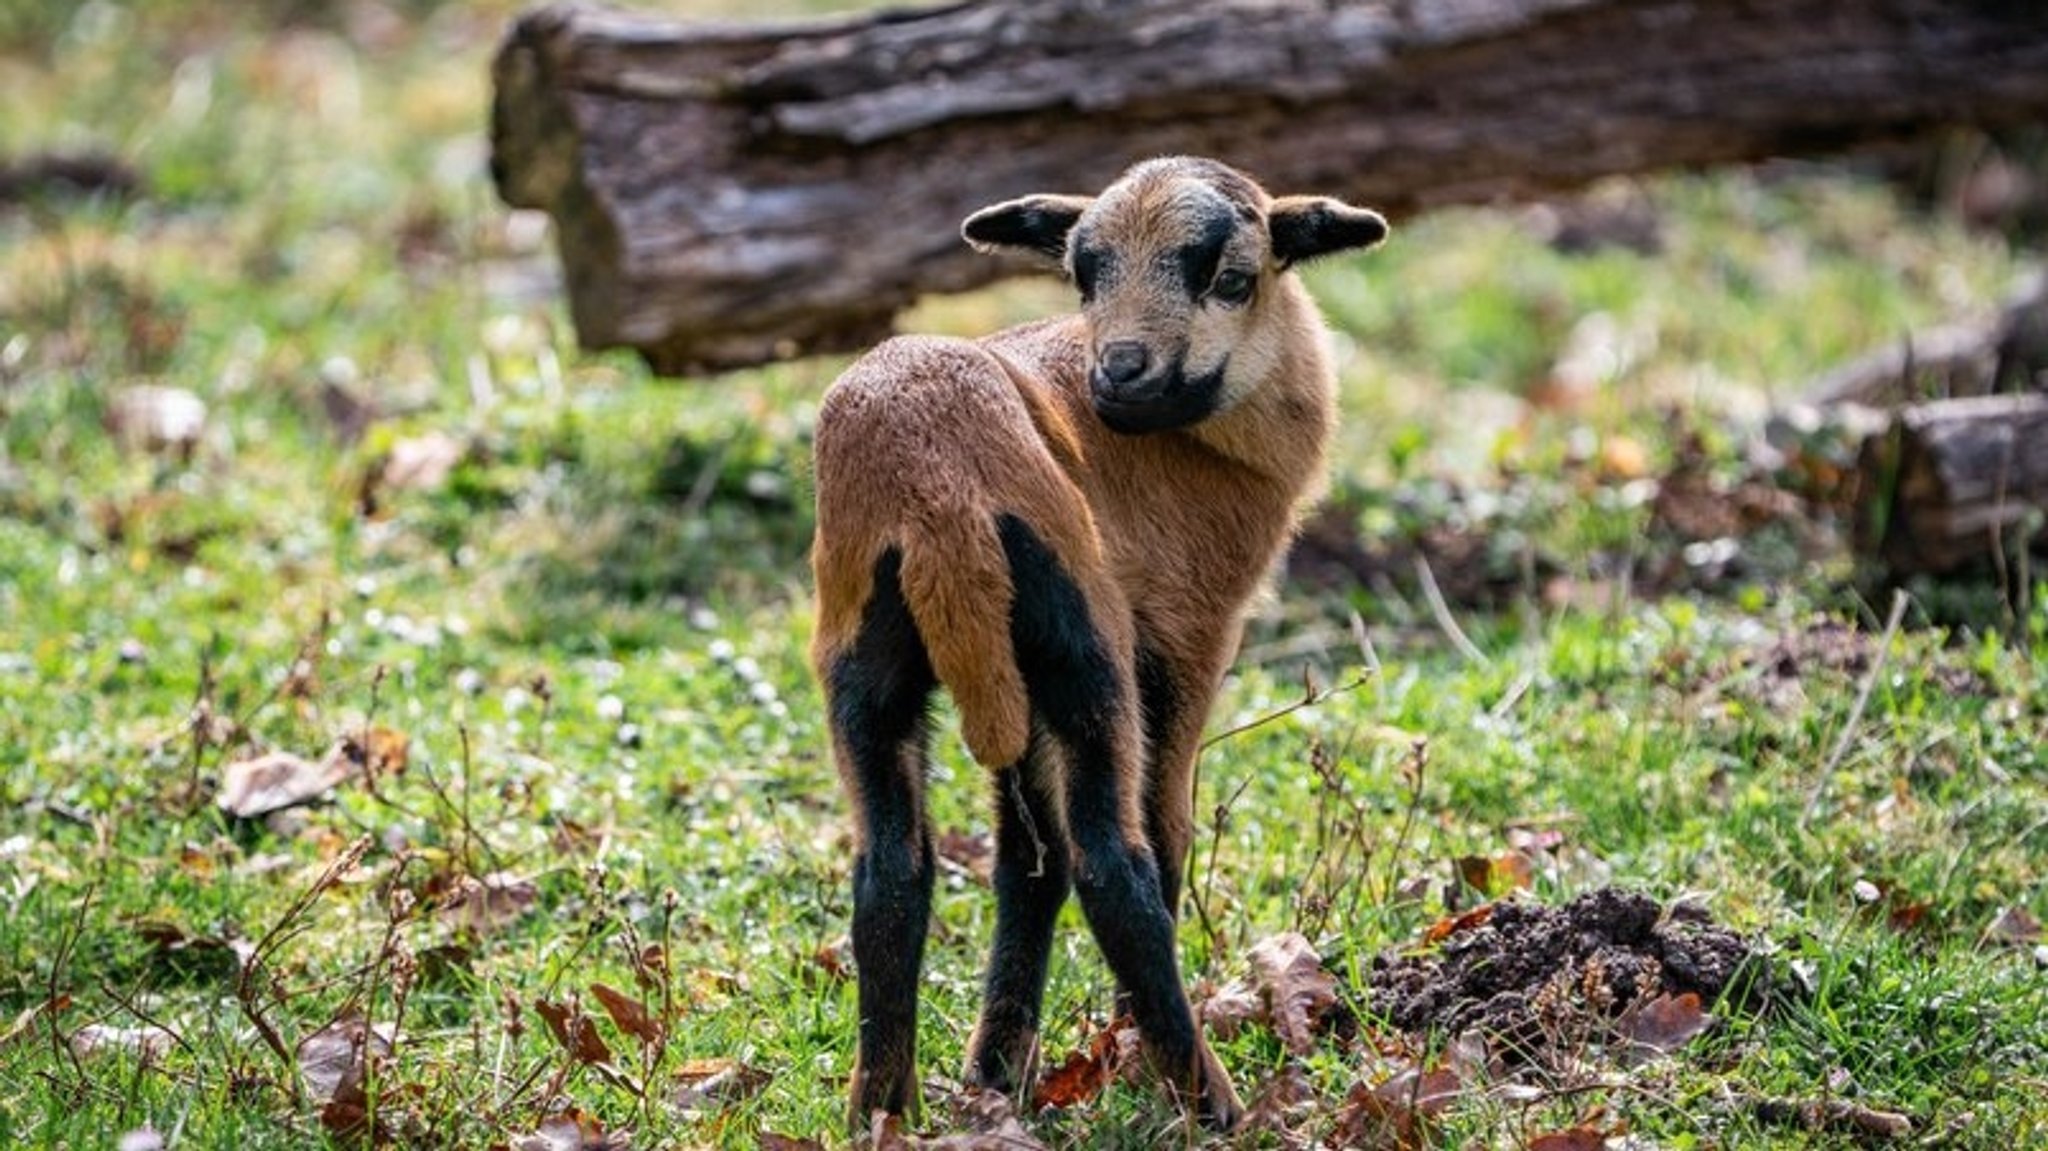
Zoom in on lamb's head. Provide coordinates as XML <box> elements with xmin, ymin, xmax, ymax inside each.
<box><xmin>962</xmin><ymin>157</ymin><xmax>1387</xmax><ymax>435</ymax></box>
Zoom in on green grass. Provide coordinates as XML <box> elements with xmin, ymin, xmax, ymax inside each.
<box><xmin>3</xmin><ymin>1</ymin><xmax>2046</xmax><ymax>1147</ymax></box>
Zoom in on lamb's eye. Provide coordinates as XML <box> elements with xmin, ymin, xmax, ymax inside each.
<box><xmin>1210</xmin><ymin>268</ymin><xmax>1254</xmax><ymax>305</ymax></box>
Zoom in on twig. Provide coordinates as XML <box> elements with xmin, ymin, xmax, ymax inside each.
<box><xmin>1802</xmin><ymin>590</ymin><xmax>1910</xmax><ymax>826</ymax></box>
<box><xmin>45</xmin><ymin>880</ymin><xmax>97</xmax><ymax>1090</ymax></box>
<box><xmin>235</xmin><ymin>834</ymin><xmax>374</xmax><ymax>1103</ymax></box>
<box><xmin>1413</xmin><ymin>554</ymin><xmax>1489</xmax><ymax>666</ymax></box>
<box><xmin>1199</xmin><ymin>671</ymin><xmax>1373</xmax><ymax>752</ymax></box>
<box><xmin>1379</xmin><ymin>736</ymin><xmax>1431</xmax><ymax>906</ymax></box>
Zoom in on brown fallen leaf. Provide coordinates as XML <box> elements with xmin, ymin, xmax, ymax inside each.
<box><xmin>1623</xmin><ymin>991</ymin><xmax>1713</xmax><ymax>1058</ymax></box>
<box><xmin>216</xmin><ymin>749</ymin><xmax>351</xmax><ymax>819</ymax></box>
<box><xmin>509</xmin><ymin>1107</ymin><xmax>630</xmax><ymax>1150</ymax></box>
<box><xmin>1335</xmin><ymin>1064</ymin><xmax>1464</xmax><ymax>1149</ymax></box>
<box><xmin>1249</xmin><ymin>932</ymin><xmax>1338</xmax><ymax>1055</ymax></box>
<box><xmin>1197</xmin><ymin>976</ymin><xmax>1264</xmax><ymax>1040</ymax></box>
<box><xmin>758</xmin><ymin>1134</ymin><xmax>827</xmax><ymax>1151</ymax></box>
<box><xmin>379</xmin><ymin>431</ymin><xmax>467</xmax><ymax>493</ymax></box>
<box><xmin>1752</xmin><ymin>1095</ymin><xmax>1914</xmax><ymax>1140</ymax></box>
<box><xmin>438</xmin><ymin>871</ymin><xmax>539</xmax><ymax>934</ymax></box>
<box><xmin>69</xmin><ymin>1023</ymin><xmax>175</xmax><ymax>1063</ymax></box>
<box><xmin>297</xmin><ymin>1014</ymin><xmax>395</xmax><ymax>1122</ymax></box>
<box><xmin>105</xmin><ymin>384</ymin><xmax>206</xmax><ymax>457</ymax></box>
<box><xmin>1421</xmin><ymin>902</ymin><xmax>1495</xmax><ymax>946</ymax></box>
<box><xmin>935</xmin><ymin>828</ymin><xmax>994</xmax><ymax>885</ymax></box>
<box><xmin>534</xmin><ymin>997</ymin><xmax>612</xmax><ymax>1066</ymax></box>
<box><xmin>669</xmin><ymin>1057</ymin><xmax>771</xmax><ymax>1113</ymax></box>
<box><xmin>1528</xmin><ymin>1124</ymin><xmax>1608</xmax><ymax>1151</ymax></box>
<box><xmin>1455</xmin><ymin>852</ymin><xmax>1534</xmax><ymax>898</ymax></box>
<box><xmin>588</xmin><ymin>982</ymin><xmax>662</xmax><ymax>1047</ymax></box>
<box><xmin>1984</xmin><ymin>905</ymin><xmax>2042</xmax><ymax>947</ymax></box>
<box><xmin>871</xmin><ymin>1094</ymin><xmax>1050</xmax><ymax>1151</ymax></box>
<box><xmin>1035</xmin><ymin>1016</ymin><xmax>1130</xmax><ymax>1110</ymax></box>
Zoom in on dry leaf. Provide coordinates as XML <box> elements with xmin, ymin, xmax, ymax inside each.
<box><xmin>1249</xmin><ymin>932</ymin><xmax>1337</xmax><ymax>1055</ymax></box>
<box><xmin>69</xmin><ymin>1023</ymin><xmax>175</xmax><ymax>1063</ymax></box>
<box><xmin>1197</xmin><ymin>977</ymin><xmax>1263</xmax><ymax>1040</ymax></box>
<box><xmin>380</xmin><ymin>431</ymin><xmax>467</xmax><ymax>492</ymax></box>
<box><xmin>1422</xmin><ymin>902</ymin><xmax>1495</xmax><ymax>945</ymax></box>
<box><xmin>588</xmin><ymin>982</ymin><xmax>662</xmax><ymax>1046</ymax></box>
<box><xmin>1985</xmin><ymin>905</ymin><xmax>2042</xmax><ymax>946</ymax></box>
<box><xmin>758</xmin><ymin>1135</ymin><xmax>827</xmax><ymax>1151</ymax></box>
<box><xmin>812</xmin><ymin>937</ymin><xmax>853</xmax><ymax>983</ymax></box>
<box><xmin>1753</xmin><ymin>1096</ymin><xmax>1914</xmax><ymax>1140</ymax></box>
<box><xmin>216</xmin><ymin>749</ymin><xmax>350</xmax><ymax>818</ymax></box>
<box><xmin>1528</xmin><ymin>1125</ymin><xmax>1608</xmax><ymax>1151</ymax></box>
<box><xmin>297</xmin><ymin>1014</ymin><xmax>394</xmax><ymax>1107</ymax></box>
<box><xmin>1035</xmin><ymin>1016</ymin><xmax>1130</xmax><ymax>1110</ymax></box>
<box><xmin>669</xmin><ymin>1057</ymin><xmax>770</xmax><ymax>1113</ymax></box>
<box><xmin>1455</xmin><ymin>852</ymin><xmax>1534</xmax><ymax>898</ymax></box>
<box><xmin>1335</xmin><ymin>1064</ymin><xmax>1465</xmax><ymax>1149</ymax></box>
<box><xmin>1623</xmin><ymin>991</ymin><xmax>1712</xmax><ymax>1057</ymax></box>
<box><xmin>439</xmin><ymin>871</ymin><xmax>538</xmax><ymax>934</ymax></box>
<box><xmin>935</xmin><ymin>828</ymin><xmax>994</xmax><ymax>885</ymax></box>
<box><xmin>534</xmin><ymin>998</ymin><xmax>612</xmax><ymax>1066</ymax></box>
<box><xmin>105</xmin><ymin>384</ymin><xmax>206</xmax><ymax>456</ymax></box>
<box><xmin>510</xmin><ymin>1108</ymin><xmax>629</xmax><ymax>1150</ymax></box>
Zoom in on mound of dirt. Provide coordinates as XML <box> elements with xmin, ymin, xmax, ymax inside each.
<box><xmin>1368</xmin><ymin>889</ymin><xmax>1763</xmax><ymax>1064</ymax></box>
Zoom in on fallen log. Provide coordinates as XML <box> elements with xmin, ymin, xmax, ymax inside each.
<box><xmin>1857</xmin><ymin>392</ymin><xmax>2048</xmax><ymax>577</ymax></box>
<box><xmin>491</xmin><ymin>0</ymin><xmax>2048</xmax><ymax>374</ymax></box>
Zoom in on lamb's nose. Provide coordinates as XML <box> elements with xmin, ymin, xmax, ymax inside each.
<box><xmin>1097</xmin><ymin>341</ymin><xmax>1150</xmax><ymax>386</ymax></box>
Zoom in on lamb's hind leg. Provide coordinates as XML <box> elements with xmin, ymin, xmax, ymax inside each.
<box><xmin>965</xmin><ymin>747</ymin><xmax>1071</xmax><ymax>1099</ymax></box>
<box><xmin>995</xmin><ymin>514</ymin><xmax>1243</xmax><ymax>1131</ymax></box>
<box><xmin>824</xmin><ymin>547</ymin><xmax>939</xmax><ymax>1128</ymax></box>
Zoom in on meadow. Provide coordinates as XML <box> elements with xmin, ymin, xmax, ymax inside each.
<box><xmin>1</xmin><ymin>1</ymin><xmax>2043</xmax><ymax>1147</ymax></box>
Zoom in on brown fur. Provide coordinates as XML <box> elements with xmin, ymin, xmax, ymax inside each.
<box><xmin>810</xmin><ymin>156</ymin><xmax>1386</xmax><ymax>1131</ymax></box>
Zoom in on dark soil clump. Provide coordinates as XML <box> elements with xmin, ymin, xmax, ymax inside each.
<box><xmin>1368</xmin><ymin>889</ymin><xmax>1763</xmax><ymax>1064</ymax></box>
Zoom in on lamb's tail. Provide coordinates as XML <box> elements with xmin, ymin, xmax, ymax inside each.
<box><xmin>897</xmin><ymin>517</ymin><xmax>1030</xmax><ymax>769</ymax></box>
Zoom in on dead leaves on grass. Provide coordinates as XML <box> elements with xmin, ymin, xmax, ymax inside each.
<box><xmin>216</xmin><ymin>725</ymin><xmax>410</xmax><ymax>819</ymax></box>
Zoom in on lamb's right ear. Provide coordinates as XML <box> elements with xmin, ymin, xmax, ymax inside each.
<box><xmin>961</xmin><ymin>194</ymin><xmax>1093</xmax><ymax>262</ymax></box>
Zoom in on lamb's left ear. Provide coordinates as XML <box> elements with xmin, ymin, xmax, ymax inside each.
<box><xmin>1268</xmin><ymin>196</ymin><xmax>1389</xmax><ymax>267</ymax></box>
<box><xmin>962</xmin><ymin>194</ymin><xmax>1094</xmax><ymax>262</ymax></box>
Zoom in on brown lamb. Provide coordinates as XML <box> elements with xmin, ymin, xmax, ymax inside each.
<box><xmin>809</xmin><ymin>156</ymin><xmax>1388</xmax><ymax>1132</ymax></box>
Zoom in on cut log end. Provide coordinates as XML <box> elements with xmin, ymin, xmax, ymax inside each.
<box><xmin>1857</xmin><ymin>392</ymin><xmax>2048</xmax><ymax>576</ymax></box>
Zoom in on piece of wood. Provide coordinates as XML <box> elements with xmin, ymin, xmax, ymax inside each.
<box><xmin>1805</xmin><ymin>271</ymin><xmax>2048</xmax><ymax>408</ymax></box>
<box><xmin>1858</xmin><ymin>393</ymin><xmax>2048</xmax><ymax>576</ymax></box>
<box><xmin>492</xmin><ymin>0</ymin><xmax>2048</xmax><ymax>374</ymax></box>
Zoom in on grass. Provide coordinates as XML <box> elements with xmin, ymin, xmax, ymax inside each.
<box><xmin>2</xmin><ymin>0</ymin><xmax>2046</xmax><ymax>1147</ymax></box>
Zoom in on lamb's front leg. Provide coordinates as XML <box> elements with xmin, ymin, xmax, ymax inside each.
<box><xmin>997</xmin><ymin>517</ymin><xmax>1243</xmax><ymax>1131</ymax></box>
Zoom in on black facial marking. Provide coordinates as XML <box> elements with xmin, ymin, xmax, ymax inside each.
<box><xmin>1092</xmin><ymin>358</ymin><xmax>1227</xmax><ymax>435</ymax></box>
<box><xmin>1072</xmin><ymin>237</ymin><xmax>1114</xmax><ymax>304</ymax></box>
<box><xmin>1172</xmin><ymin>208</ymin><xmax>1239</xmax><ymax>299</ymax></box>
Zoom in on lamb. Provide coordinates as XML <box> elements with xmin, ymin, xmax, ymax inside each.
<box><xmin>809</xmin><ymin>156</ymin><xmax>1388</xmax><ymax>1132</ymax></box>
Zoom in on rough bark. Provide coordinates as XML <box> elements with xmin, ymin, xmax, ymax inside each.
<box><xmin>1806</xmin><ymin>272</ymin><xmax>2048</xmax><ymax>408</ymax></box>
<box><xmin>491</xmin><ymin>0</ymin><xmax>2048</xmax><ymax>374</ymax></box>
<box><xmin>1857</xmin><ymin>393</ymin><xmax>2048</xmax><ymax>577</ymax></box>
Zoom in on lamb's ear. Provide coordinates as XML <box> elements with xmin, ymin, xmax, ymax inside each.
<box><xmin>962</xmin><ymin>194</ymin><xmax>1093</xmax><ymax>262</ymax></box>
<box><xmin>1268</xmin><ymin>196</ymin><xmax>1389</xmax><ymax>267</ymax></box>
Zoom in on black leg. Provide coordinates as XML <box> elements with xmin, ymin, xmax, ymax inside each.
<box><xmin>1135</xmin><ymin>642</ymin><xmax>1186</xmax><ymax>920</ymax></box>
<box><xmin>826</xmin><ymin>548</ymin><xmax>938</xmax><ymax>1127</ymax></box>
<box><xmin>966</xmin><ymin>750</ymin><xmax>1072</xmax><ymax>1097</ymax></box>
<box><xmin>996</xmin><ymin>515</ymin><xmax>1242</xmax><ymax>1130</ymax></box>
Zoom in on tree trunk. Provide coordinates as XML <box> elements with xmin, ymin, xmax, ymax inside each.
<box><xmin>1858</xmin><ymin>393</ymin><xmax>2048</xmax><ymax>577</ymax></box>
<box><xmin>490</xmin><ymin>0</ymin><xmax>2048</xmax><ymax>375</ymax></box>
